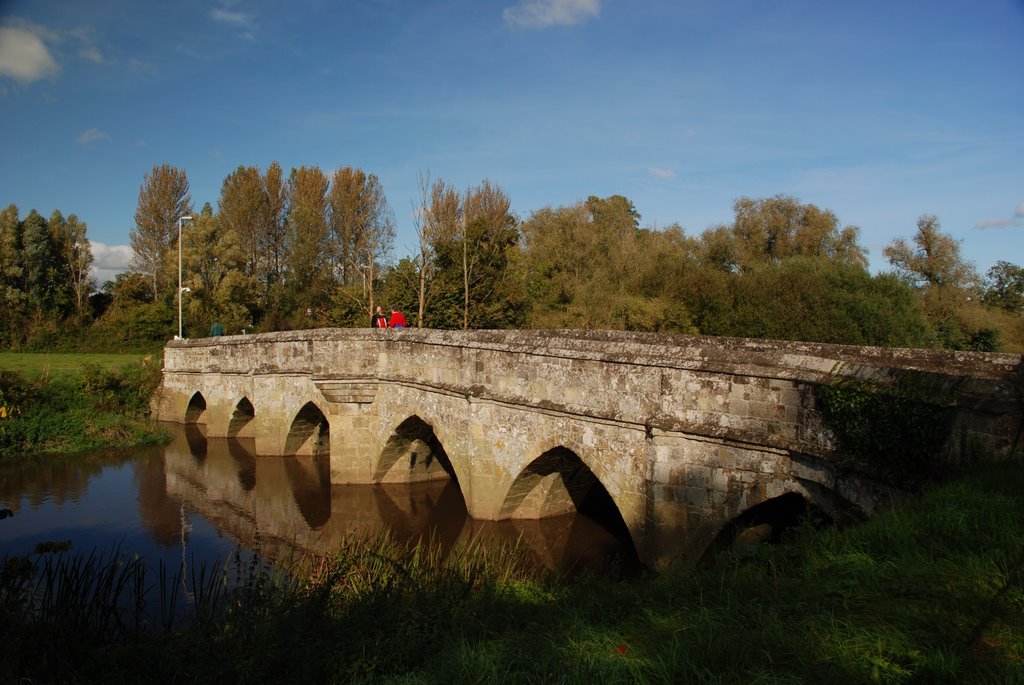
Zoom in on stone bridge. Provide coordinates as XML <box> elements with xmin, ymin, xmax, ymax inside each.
<box><xmin>153</xmin><ymin>328</ymin><xmax>1023</xmax><ymax>567</ymax></box>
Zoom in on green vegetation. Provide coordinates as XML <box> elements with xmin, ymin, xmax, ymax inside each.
<box><xmin>819</xmin><ymin>375</ymin><xmax>959</xmax><ymax>485</ymax></box>
<box><xmin>2</xmin><ymin>465</ymin><xmax>1022</xmax><ymax>683</ymax></box>
<box><xmin>4</xmin><ymin>176</ymin><xmax>1024</xmax><ymax>352</ymax></box>
<box><xmin>0</xmin><ymin>356</ymin><xmax>166</xmax><ymax>458</ymax></box>
<box><xmin>0</xmin><ymin>351</ymin><xmax>147</xmax><ymax>380</ymax></box>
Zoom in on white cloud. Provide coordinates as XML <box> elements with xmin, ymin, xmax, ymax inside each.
<box><xmin>503</xmin><ymin>0</ymin><xmax>600</xmax><ymax>29</ymax></box>
<box><xmin>90</xmin><ymin>242</ymin><xmax>134</xmax><ymax>284</ymax></box>
<box><xmin>1016</xmin><ymin>202</ymin><xmax>1024</xmax><ymax>218</ymax></box>
<box><xmin>649</xmin><ymin>167</ymin><xmax>676</xmax><ymax>179</ymax></box>
<box><xmin>0</xmin><ymin>26</ymin><xmax>59</xmax><ymax>82</ymax></box>
<box><xmin>77</xmin><ymin>128</ymin><xmax>111</xmax><ymax>145</ymax></box>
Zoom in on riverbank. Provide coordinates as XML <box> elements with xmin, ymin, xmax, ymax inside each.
<box><xmin>0</xmin><ymin>354</ymin><xmax>168</xmax><ymax>458</ymax></box>
<box><xmin>2</xmin><ymin>462</ymin><xmax>1021</xmax><ymax>683</ymax></box>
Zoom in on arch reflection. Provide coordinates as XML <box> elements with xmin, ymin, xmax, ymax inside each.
<box><xmin>155</xmin><ymin>425</ymin><xmax>634</xmax><ymax>573</ymax></box>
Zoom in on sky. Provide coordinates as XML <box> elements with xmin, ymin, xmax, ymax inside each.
<box><xmin>1</xmin><ymin>0</ymin><xmax>1022</xmax><ymax>285</ymax></box>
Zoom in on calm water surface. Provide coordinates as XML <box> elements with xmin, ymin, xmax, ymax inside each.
<box><xmin>0</xmin><ymin>424</ymin><xmax>634</xmax><ymax>575</ymax></box>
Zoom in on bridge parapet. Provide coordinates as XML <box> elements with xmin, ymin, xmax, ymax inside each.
<box><xmin>160</xmin><ymin>327</ymin><xmax>1022</xmax><ymax>459</ymax></box>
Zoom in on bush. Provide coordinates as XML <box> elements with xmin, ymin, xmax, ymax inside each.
<box><xmin>0</xmin><ymin>360</ymin><xmax>166</xmax><ymax>458</ymax></box>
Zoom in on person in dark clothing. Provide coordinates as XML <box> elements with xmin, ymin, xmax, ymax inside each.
<box><xmin>371</xmin><ymin>305</ymin><xmax>388</xmax><ymax>329</ymax></box>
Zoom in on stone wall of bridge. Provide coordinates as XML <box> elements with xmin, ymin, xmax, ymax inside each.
<box><xmin>153</xmin><ymin>328</ymin><xmax>1023</xmax><ymax>567</ymax></box>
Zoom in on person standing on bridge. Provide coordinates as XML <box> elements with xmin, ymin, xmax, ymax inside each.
<box><xmin>389</xmin><ymin>307</ymin><xmax>407</xmax><ymax>329</ymax></box>
<box><xmin>371</xmin><ymin>305</ymin><xmax>389</xmax><ymax>329</ymax></box>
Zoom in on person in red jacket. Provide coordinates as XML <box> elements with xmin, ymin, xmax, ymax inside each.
<box><xmin>389</xmin><ymin>307</ymin><xmax>407</xmax><ymax>328</ymax></box>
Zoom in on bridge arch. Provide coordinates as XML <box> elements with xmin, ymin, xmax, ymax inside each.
<box><xmin>227</xmin><ymin>397</ymin><xmax>255</xmax><ymax>438</ymax></box>
<box><xmin>375</xmin><ymin>415</ymin><xmax>457</xmax><ymax>485</ymax></box>
<box><xmin>184</xmin><ymin>392</ymin><xmax>207</xmax><ymax>424</ymax></box>
<box><xmin>284</xmin><ymin>401</ymin><xmax>330</xmax><ymax>457</ymax></box>
<box><xmin>500</xmin><ymin>446</ymin><xmax>634</xmax><ymax>549</ymax></box>
<box><xmin>699</xmin><ymin>475</ymin><xmax>862</xmax><ymax>562</ymax></box>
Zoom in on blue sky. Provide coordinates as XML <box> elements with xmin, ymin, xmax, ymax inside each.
<box><xmin>1</xmin><ymin>0</ymin><xmax>1022</xmax><ymax>283</ymax></box>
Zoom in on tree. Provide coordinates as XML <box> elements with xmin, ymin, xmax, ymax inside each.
<box><xmin>883</xmin><ymin>215</ymin><xmax>990</xmax><ymax>350</ymax></box>
<box><xmin>218</xmin><ymin>165</ymin><xmax>267</xmax><ymax>280</ymax></box>
<box><xmin>521</xmin><ymin>195</ymin><xmax>682</xmax><ymax>331</ymax></box>
<box><xmin>50</xmin><ymin>211</ymin><xmax>94</xmax><ymax>320</ymax></box>
<box><xmin>284</xmin><ymin>165</ymin><xmax>331</xmax><ymax>311</ymax></box>
<box><xmin>0</xmin><ymin>204</ymin><xmax>23</xmax><ymax>291</ymax></box>
<box><xmin>217</xmin><ymin>163</ymin><xmax>288</xmax><ymax>324</ymax></box>
<box><xmin>183</xmin><ymin>203</ymin><xmax>251</xmax><ymax>335</ymax></box>
<box><xmin>883</xmin><ymin>214</ymin><xmax>977</xmax><ymax>290</ymax></box>
<box><xmin>130</xmin><ymin>164</ymin><xmax>193</xmax><ymax>299</ymax></box>
<box><xmin>585</xmin><ymin>194</ymin><xmax>640</xmax><ymax>235</ymax></box>
<box><xmin>983</xmin><ymin>261</ymin><xmax>1024</xmax><ymax>314</ymax></box>
<box><xmin>260</xmin><ymin>162</ymin><xmax>289</xmax><ymax>306</ymax></box>
<box><xmin>22</xmin><ymin>210</ymin><xmax>68</xmax><ymax>318</ymax></box>
<box><xmin>328</xmin><ymin>167</ymin><xmax>395</xmax><ymax>315</ymax></box>
<box><xmin>0</xmin><ymin>205</ymin><xmax>26</xmax><ymax>343</ymax></box>
<box><xmin>727</xmin><ymin>195</ymin><xmax>868</xmax><ymax>270</ymax></box>
<box><xmin>425</xmin><ymin>180</ymin><xmax>523</xmax><ymax>329</ymax></box>
<box><xmin>414</xmin><ymin>175</ymin><xmax>461</xmax><ymax>327</ymax></box>
<box><xmin>459</xmin><ymin>180</ymin><xmax>521</xmax><ymax>329</ymax></box>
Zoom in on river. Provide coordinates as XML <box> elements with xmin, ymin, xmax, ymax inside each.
<box><xmin>0</xmin><ymin>423</ymin><xmax>637</xmax><ymax>577</ymax></box>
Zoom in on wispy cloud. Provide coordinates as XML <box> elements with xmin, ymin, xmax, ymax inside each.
<box><xmin>78</xmin><ymin>46</ymin><xmax>105</xmax><ymax>64</ymax></box>
<box><xmin>974</xmin><ymin>202</ymin><xmax>1024</xmax><ymax>230</ymax></box>
<box><xmin>503</xmin><ymin>0</ymin><xmax>600</xmax><ymax>29</ymax></box>
<box><xmin>649</xmin><ymin>167</ymin><xmax>676</xmax><ymax>179</ymax></box>
<box><xmin>212</xmin><ymin>4</ymin><xmax>257</xmax><ymax>39</ymax></box>
<box><xmin>77</xmin><ymin>128</ymin><xmax>111</xmax><ymax>145</ymax></box>
<box><xmin>0</xmin><ymin>25</ymin><xmax>59</xmax><ymax>82</ymax></box>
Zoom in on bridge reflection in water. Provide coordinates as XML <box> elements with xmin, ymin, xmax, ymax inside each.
<box><xmin>165</xmin><ymin>423</ymin><xmax>637</xmax><ymax>575</ymax></box>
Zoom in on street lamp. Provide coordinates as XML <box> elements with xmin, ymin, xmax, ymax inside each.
<box><xmin>177</xmin><ymin>215</ymin><xmax>193</xmax><ymax>339</ymax></box>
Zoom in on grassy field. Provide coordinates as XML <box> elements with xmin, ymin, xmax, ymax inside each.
<box><xmin>0</xmin><ymin>351</ymin><xmax>152</xmax><ymax>380</ymax></box>
<box><xmin>0</xmin><ymin>353</ymin><xmax>166</xmax><ymax>456</ymax></box>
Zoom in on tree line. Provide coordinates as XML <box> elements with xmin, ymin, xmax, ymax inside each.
<box><xmin>1</xmin><ymin>163</ymin><xmax>1021</xmax><ymax>352</ymax></box>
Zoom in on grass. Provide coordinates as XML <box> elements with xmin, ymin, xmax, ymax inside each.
<box><xmin>2</xmin><ymin>464</ymin><xmax>1022</xmax><ymax>683</ymax></box>
<box><xmin>0</xmin><ymin>351</ymin><xmax>149</xmax><ymax>381</ymax></box>
<box><xmin>0</xmin><ymin>356</ymin><xmax>168</xmax><ymax>457</ymax></box>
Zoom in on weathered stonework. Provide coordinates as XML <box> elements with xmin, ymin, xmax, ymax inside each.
<box><xmin>153</xmin><ymin>328</ymin><xmax>1024</xmax><ymax>567</ymax></box>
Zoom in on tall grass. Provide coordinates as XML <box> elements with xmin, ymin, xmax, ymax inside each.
<box><xmin>2</xmin><ymin>465</ymin><xmax>1022</xmax><ymax>683</ymax></box>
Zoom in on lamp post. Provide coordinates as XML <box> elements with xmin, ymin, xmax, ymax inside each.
<box><xmin>177</xmin><ymin>215</ymin><xmax>193</xmax><ymax>339</ymax></box>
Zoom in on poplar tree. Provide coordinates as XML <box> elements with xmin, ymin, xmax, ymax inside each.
<box><xmin>50</xmin><ymin>211</ymin><xmax>94</xmax><ymax>319</ymax></box>
<box><xmin>0</xmin><ymin>204</ymin><xmax>26</xmax><ymax>342</ymax></box>
<box><xmin>285</xmin><ymin>165</ymin><xmax>330</xmax><ymax>308</ymax></box>
<box><xmin>23</xmin><ymin>210</ymin><xmax>67</xmax><ymax>317</ymax></box>
<box><xmin>130</xmin><ymin>164</ymin><xmax>193</xmax><ymax>299</ymax></box>
<box><xmin>218</xmin><ymin>165</ymin><xmax>266</xmax><ymax>280</ymax></box>
<box><xmin>260</xmin><ymin>162</ymin><xmax>288</xmax><ymax>303</ymax></box>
